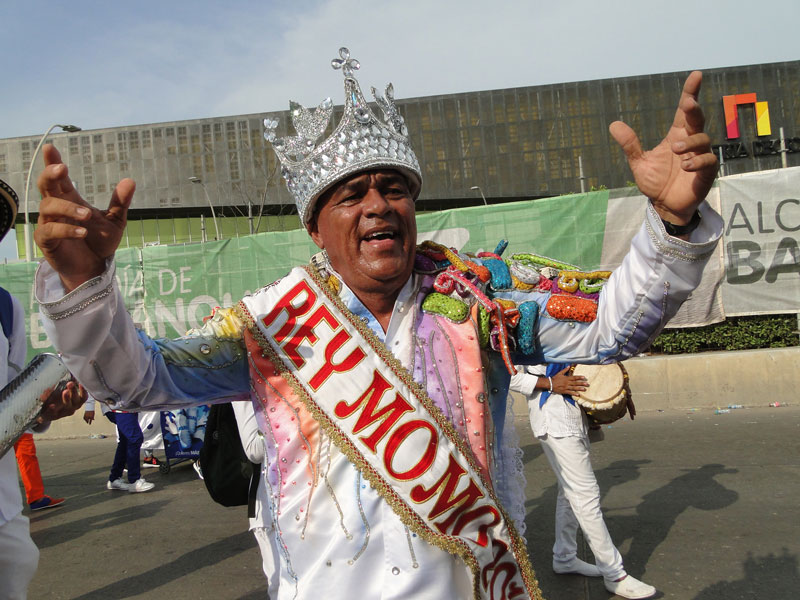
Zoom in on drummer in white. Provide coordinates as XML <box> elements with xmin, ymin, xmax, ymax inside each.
<box><xmin>510</xmin><ymin>364</ymin><xmax>656</xmax><ymax>600</ymax></box>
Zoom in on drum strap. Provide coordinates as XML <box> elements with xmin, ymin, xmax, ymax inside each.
<box><xmin>539</xmin><ymin>362</ymin><xmax>576</xmax><ymax>407</ymax></box>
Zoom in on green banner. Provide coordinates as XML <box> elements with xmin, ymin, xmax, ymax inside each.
<box><xmin>1</xmin><ymin>191</ymin><xmax>609</xmax><ymax>360</ymax></box>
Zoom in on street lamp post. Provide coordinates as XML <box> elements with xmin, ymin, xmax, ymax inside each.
<box><xmin>470</xmin><ymin>185</ymin><xmax>488</xmax><ymax>206</ymax></box>
<box><xmin>189</xmin><ymin>177</ymin><xmax>222</xmax><ymax>240</ymax></box>
<box><xmin>24</xmin><ymin>124</ymin><xmax>82</xmax><ymax>261</ymax></box>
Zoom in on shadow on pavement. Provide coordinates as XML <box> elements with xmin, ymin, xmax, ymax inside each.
<box><xmin>521</xmin><ymin>449</ymin><xmax>742</xmax><ymax>598</ymax></box>
<box><xmin>606</xmin><ymin>463</ymin><xmax>739</xmax><ymax>575</ymax></box>
<box><xmin>30</xmin><ymin>499</ymin><xmax>172</xmax><ymax>549</ymax></box>
<box><xmin>692</xmin><ymin>548</ymin><xmax>798</xmax><ymax>600</ymax></box>
<box><xmin>69</xmin><ymin>531</ymin><xmax>255</xmax><ymax>599</ymax></box>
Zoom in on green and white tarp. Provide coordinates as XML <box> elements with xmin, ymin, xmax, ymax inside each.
<box><xmin>2</xmin><ymin>166</ymin><xmax>798</xmax><ymax>361</ymax></box>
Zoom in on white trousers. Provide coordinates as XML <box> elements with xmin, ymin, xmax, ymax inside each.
<box><xmin>539</xmin><ymin>434</ymin><xmax>625</xmax><ymax>580</ymax></box>
<box><xmin>0</xmin><ymin>513</ymin><xmax>39</xmax><ymax>600</ymax></box>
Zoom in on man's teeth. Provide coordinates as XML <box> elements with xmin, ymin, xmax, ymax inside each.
<box><xmin>366</xmin><ymin>231</ymin><xmax>395</xmax><ymax>240</ymax></box>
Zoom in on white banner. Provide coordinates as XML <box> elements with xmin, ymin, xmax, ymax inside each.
<box><xmin>600</xmin><ymin>189</ymin><xmax>726</xmax><ymax>327</ymax></box>
<box><xmin>719</xmin><ymin>167</ymin><xmax>800</xmax><ymax>315</ymax></box>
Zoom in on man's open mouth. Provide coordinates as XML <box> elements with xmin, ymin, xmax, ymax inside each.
<box><xmin>363</xmin><ymin>230</ymin><xmax>397</xmax><ymax>241</ymax></box>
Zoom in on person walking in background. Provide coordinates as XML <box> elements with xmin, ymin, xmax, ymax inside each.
<box><xmin>83</xmin><ymin>398</ymin><xmax>155</xmax><ymax>493</ymax></box>
<box><xmin>509</xmin><ymin>364</ymin><xmax>655</xmax><ymax>599</ymax></box>
<box><xmin>13</xmin><ymin>433</ymin><xmax>64</xmax><ymax>511</ymax></box>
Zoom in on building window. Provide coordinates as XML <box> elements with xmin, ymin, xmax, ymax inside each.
<box><xmin>229</xmin><ymin>151</ymin><xmax>240</xmax><ymax>180</ymax></box>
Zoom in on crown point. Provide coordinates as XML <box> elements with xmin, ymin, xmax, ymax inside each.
<box><xmin>266</xmin><ymin>47</ymin><xmax>421</xmax><ymax>225</ymax></box>
<box><xmin>331</xmin><ymin>47</ymin><xmax>360</xmax><ymax>78</ymax></box>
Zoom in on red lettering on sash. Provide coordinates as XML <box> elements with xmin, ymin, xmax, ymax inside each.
<box><xmin>262</xmin><ymin>281</ymin><xmax>317</xmax><ymax>343</ymax></box>
<box><xmin>409</xmin><ymin>454</ymin><xmax>486</xmax><ymax>537</ymax></box>
<box><xmin>308</xmin><ymin>330</ymin><xmax>366</xmax><ymax>391</ymax></box>
<box><xmin>282</xmin><ymin>304</ymin><xmax>340</xmax><ymax>368</ymax></box>
<box><xmin>383</xmin><ymin>420</ymin><xmax>438</xmax><ymax>481</ymax></box>
<box><xmin>334</xmin><ymin>370</ymin><xmax>414</xmax><ymax>452</ymax></box>
<box><xmin>481</xmin><ymin>540</ymin><xmax>525</xmax><ymax>600</ymax></box>
<box><xmin>452</xmin><ymin>505</ymin><xmax>501</xmax><ymax>547</ymax></box>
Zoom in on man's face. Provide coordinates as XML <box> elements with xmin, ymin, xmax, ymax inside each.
<box><xmin>309</xmin><ymin>169</ymin><xmax>417</xmax><ymax>298</ymax></box>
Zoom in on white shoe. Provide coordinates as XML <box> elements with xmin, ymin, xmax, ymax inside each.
<box><xmin>553</xmin><ymin>557</ymin><xmax>602</xmax><ymax>577</ymax></box>
<box><xmin>193</xmin><ymin>461</ymin><xmax>204</xmax><ymax>480</ymax></box>
<box><xmin>604</xmin><ymin>574</ymin><xmax>656</xmax><ymax>599</ymax></box>
<box><xmin>107</xmin><ymin>478</ymin><xmax>131</xmax><ymax>491</ymax></box>
<box><xmin>128</xmin><ymin>478</ymin><xmax>155</xmax><ymax>493</ymax></box>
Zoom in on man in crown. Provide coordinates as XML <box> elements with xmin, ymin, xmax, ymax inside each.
<box><xmin>33</xmin><ymin>49</ymin><xmax>720</xmax><ymax>600</ymax></box>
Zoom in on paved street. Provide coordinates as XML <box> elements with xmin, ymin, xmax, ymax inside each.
<box><xmin>21</xmin><ymin>406</ymin><xmax>799</xmax><ymax>600</ymax></box>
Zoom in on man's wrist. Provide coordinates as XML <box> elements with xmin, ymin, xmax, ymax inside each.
<box><xmin>661</xmin><ymin>210</ymin><xmax>702</xmax><ymax>236</ymax></box>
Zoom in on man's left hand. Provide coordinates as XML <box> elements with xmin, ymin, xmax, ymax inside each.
<box><xmin>609</xmin><ymin>71</ymin><xmax>718</xmax><ymax>230</ymax></box>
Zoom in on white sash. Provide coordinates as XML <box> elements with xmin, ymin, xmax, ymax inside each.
<box><xmin>237</xmin><ymin>266</ymin><xmax>541</xmax><ymax>600</ymax></box>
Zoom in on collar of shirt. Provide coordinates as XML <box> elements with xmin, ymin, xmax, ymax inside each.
<box><xmin>330</xmin><ymin>271</ymin><xmax>418</xmax><ymax>344</ymax></box>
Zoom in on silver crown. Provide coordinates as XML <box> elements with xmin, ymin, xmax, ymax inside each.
<box><xmin>264</xmin><ymin>47</ymin><xmax>422</xmax><ymax>226</ymax></box>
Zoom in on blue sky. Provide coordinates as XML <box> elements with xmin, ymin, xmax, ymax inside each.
<box><xmin>0</xmin><ymin>0</ymin><xmax>797</xmax><ymax>139</ymax></box>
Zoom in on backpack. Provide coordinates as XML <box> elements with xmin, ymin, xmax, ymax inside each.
<box><xmin>0</xmin><ymin>286</ymin><xmax>13</xmax><ymax>340</ymax></box>
<box><xmin>199</xmin><ymin>402</ymin><xmax>260</xmax><ymax>515</ymax></box>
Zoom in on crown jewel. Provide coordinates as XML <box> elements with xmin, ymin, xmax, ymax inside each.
<box><xmin>264</xmin><ymin>47</ymin><xmax>422</xmax><ymax>225</ymax></box>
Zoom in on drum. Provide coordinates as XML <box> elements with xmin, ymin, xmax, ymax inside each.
<box><xmin>568</xmin><ymin>363</ymin><xmax>635</xmax><ymax>425</ymax></box>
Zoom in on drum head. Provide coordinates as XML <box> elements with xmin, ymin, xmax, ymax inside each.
<box><xmin>571</xmin><ymin>364</ymin><xmax>625</xmax><ymax>406</ymax></box>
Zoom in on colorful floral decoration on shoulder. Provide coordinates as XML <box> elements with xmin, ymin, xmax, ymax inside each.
<box><xmin>415</xmin><ymin>240</ymin><xmax>612</xmax><ymax>374</ymax></box>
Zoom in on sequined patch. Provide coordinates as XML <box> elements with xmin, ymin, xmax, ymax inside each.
<box><xmin>477</xmin><ymin>306</ymin><xmax>491</xmax><ymax>348</ymax></box>
<box><xmin>483</xmin><ymin>258</ymin><xmax>512</xmax><ymax>291</ymax></box>
<box><xmin>546</xmin><ymin>295</ymin><xmax>598</xmax><ymax>323</ymax></box>
<box><xmin>517</xmin><ymin>301</ymin><xmax>540</xmax><ymax>355</ymax></box>
<box><xmin>421</xmin><ymin>292</ymin><xmax>470</xmax><ymax>323</ymax></box>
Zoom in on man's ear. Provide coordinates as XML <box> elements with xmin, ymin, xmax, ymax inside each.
<box><xmin>309</xmin><ymin>220</ymin><xmax>324</xmax><ymax>249</ymax></box>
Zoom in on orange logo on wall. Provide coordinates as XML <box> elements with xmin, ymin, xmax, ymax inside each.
<box><xmin>723</xmin><ymin>93</ymin><xmax>771</xmax><ymax>139</ymax></box>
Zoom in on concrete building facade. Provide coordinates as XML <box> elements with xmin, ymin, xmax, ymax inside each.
<box><xmin>1</xmin><ymin>60</ymin><xmax>798</xmax><ymax>247</ymax></box>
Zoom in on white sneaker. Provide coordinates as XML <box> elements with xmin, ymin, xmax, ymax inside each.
<box><xmin>193</xmin><ymin>461</ymin><xmax>204</xmax><ymax>480</ymax></box>
<box><xmin>553</xmin><ymin>557</ymin><xmax>602</xmax><ymax>577</ymax></box>
<box><xmin>604</xmin><ymin>574</ymin><xmax>656</xmax><ymax>599</ymax></box>
<box><xmin>107</xmin><ymin>478</ymin><xmax>131</xmax><ymax>491</ymax></box>
<box><xmin>128</xmin><ymin>478</ymin><xmax>155</xmax><ymax>493</ymax></box>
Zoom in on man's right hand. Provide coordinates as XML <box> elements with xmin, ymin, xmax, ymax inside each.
<box><xmin>35</xmin><ymin>144</ymin><xmax>135</xmax><ymax>292</ymax></box>
<box><xmin>551</xmin><ymin>367</ymin><xmax>589</xmax><ymax>396</ymax></box>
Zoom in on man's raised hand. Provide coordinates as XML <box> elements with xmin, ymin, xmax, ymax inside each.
<box><xmin>609</xmin><ymin>71</ymin><xmax>718</xmax><ymax>230</ymax></box>
<box><xmin>35</xmin><ymin>144</ymin><xmax>135</xmax><ymax>291</ymax></box>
